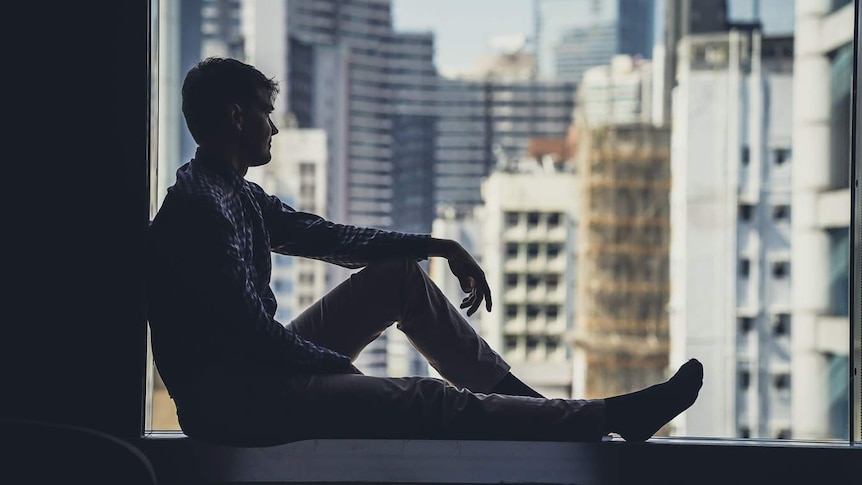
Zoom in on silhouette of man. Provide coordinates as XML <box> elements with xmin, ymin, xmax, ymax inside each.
<box><xmin>146</xmin><ymin>57</ymin><xmax>703</xmax><ymax>446</ymax></box>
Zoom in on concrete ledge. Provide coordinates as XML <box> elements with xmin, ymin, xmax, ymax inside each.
<box><xmin>135</xmin><ymin>434</ymin><xmax>859</xmax><ymax>485</ymax></box>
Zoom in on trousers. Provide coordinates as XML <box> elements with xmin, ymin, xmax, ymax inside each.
<box><xmin>178</xmin><ymin>259</ymin><xmax>605</xmax><ymax>446</ymax></box>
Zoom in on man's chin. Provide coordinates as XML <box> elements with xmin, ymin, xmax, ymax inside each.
<box><xmin>249</xmin><ymin>155</ymin><xmax>272</xmax><ymax>167</ymax></box>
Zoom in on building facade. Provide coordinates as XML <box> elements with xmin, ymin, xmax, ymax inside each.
<box><xmin>479</xmin><ymin>166</ymin><xmax>579</xmax><ymax>398</ymax></box>
<box><xmin>670</xmin><ymin>28</ymin><xmax>796</xmax><ymax>438</ymax></box>
<box><xmin>790</xmin><ymin>0</ymin><xmax>853</xmax><ymax>440</ymax></box>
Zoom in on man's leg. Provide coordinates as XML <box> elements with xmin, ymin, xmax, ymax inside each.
<box><xmin>279</xmin><ymin>373</ymin><xmax>604</xmax><ymax>442</ymax></box>
<box><xmin>288</xmin><ymin>259</ymin><xmax>509</xmax><ymax>393</ymax></box>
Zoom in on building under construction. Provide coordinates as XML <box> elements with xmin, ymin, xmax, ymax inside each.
<box><xmin>571</xmin><ymin>123</ymin><xmax>672</xmax><ymax>406</ymax></box>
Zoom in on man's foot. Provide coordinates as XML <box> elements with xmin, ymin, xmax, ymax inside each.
<box><xmin>603</xmin><ymin>358</ymin><xmax>703</xmax><ymax>442</ymax></box>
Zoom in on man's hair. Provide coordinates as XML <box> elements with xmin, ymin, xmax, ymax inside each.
<box><xmin>181</xmin><ymin>57</ymin><xmax>279</xmax><ymax>144</ymax></box>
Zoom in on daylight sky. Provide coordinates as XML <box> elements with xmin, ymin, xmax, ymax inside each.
<box><xmin>392</xmin><ymin>0</ymin><xmax>534</xmax><ymax>74</ymax></box>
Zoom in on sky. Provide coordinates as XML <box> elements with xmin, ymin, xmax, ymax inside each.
<box><xmin>392</xmin><ymin>0</ymin><xmax>534</xmax><ymax>74</ymax></box>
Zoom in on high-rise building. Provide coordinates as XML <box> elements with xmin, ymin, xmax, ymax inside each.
<box><xmin>479</xmin><ymin>164</ymin><xmax>579</xmax><ymax>398</ymax></box>
<box><xmin>436</xmin><ymin>71</ymin><xmax>576</xmax><ymax>213</ymax></box>
<box><xmin>727</xmin><ymin>0</ymin><xmax>795</xmax><ymax>35</ymax></box>
<box><xmin>790</xmin><ymin>0</ymin><xmax>854</xmax><ymax>440</ymax></box>
<box><xmin>535</xmin><ymin>0</ymin><xmax>656</xmax><ymax>81</ymax></box>
<box><xmin>661</xmin><ymin>0</ymin><xmax>729</xmax><ymax>125</ymax></box>
<box><xmin>390</xmin><ymin>32</ymin><xmax>437</xmax><ymax>236</ymax></box>
<box><xmin>670</xmin><ymin>27</ymin><xmax>796</xmax><ymax>438</ymax></box>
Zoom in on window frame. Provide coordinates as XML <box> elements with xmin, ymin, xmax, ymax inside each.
<box><xmin>134</xmin><ymin>0</ymin><xmax>862</xmax><ymax>473</ymax></box>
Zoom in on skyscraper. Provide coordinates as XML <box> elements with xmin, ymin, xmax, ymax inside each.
<box><xmin>535</xmin><ymin>0</ymin><xmax>656</xmax><ymax>81</ymax></box>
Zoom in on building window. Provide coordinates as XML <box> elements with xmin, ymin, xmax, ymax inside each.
<box><xmin>774</xmin><ymin>148</ymin><xmax>790</xmax><ymax>165</ymax></box>
<box><xmin>547</xmin><ymin>212</ymin><xmax>561</xmax><ymax>227</ymax></box>
<box><xmin>739</xmin><ymin>258</ymin><xmax>750</xmax><ymax>278</ymax></box>
<box><xmin>527</xmin><ymin>212</ymin><xmax>541</xmax><ymax>227</ymax></box>
<box><xmin>827</xmin><ymin>228</ymin><xmax>850</xmax><ymax>316</ymax></box>
<box><xmin>772</xmin><ymin>261</ymin><xmax>789</xmax><ymax>279</ymax></box>
<box><xmin>526</xmin><ymin>243</ymin><xmax>540</xmax><ymax>259</ymax></box>
<box><xmin>526</xmin><ymin>336</ymin><xmax>540</xmax><ymax>352</ymax></box>
<box><xmin>526</xmin><ymin>305</ymin><xmax>540</xmax><ymax>319</ymax></box>
<box><xmin>546</xmin><ymin>274</ymin><xmax>560</xmax><ymax>291</ymax></box>
<box><xmin>506</xmin><ymin>243</ymin><xmax>519</xmax><ymax>258</ymax></box>
<box><xmin>739</xmin><ymin>370</ymin><xmax>751</xmax><ymax>390</ymax></box>
<box><xmin>776</xmin><ymin>428</ymin><xmax>792</xmax><ymax>440</ymax></box>
<box><xmin>546</xmin><ymin>305</ymin><xmax>559</xmax><ymax>319</ymax></box>
<box><xmin>773</xmin><ymin>314</ymin><xmax>790</xmax><ymax>336</ymax></box>
<box><xmin>774</xmin><ymin>373</ymin><xmax>791</xmax><ymax>390</ymax></box>
<box><xmin>505</xmin><ymin>273</ymin><xmax>519</xmax><ymax>288</ymax></box>
<box><xmin>741</xmin><ymin>145</ymin><xmax>750</xmax><ymax>166</ymax></box>
<box><xmin>547</xmin><ymin>243</ymin><xmax>562</xmax><ymax>259</ymax></box>
<box><xmin>526</xmin><ymin>274</ymin><xmax>541</xmax><ymax>289</ymax></box>
<box><xmin>772</xmin><ymin>205</ymin><xmax>790</xmax><ymax>221</ymax></box>
<box><xmin>505</xmin><ymin>304</ymin><xmax>518</xmax><ymax>318</ymax></box>
<box><xmin>739</xmin><ymin>426</ymin><xmax>751</xmax><ymax>439</ymax></box>
<box><xmin>505</xmin><ymin>211</ymin><xmax>520</xmax><ymax>227</ymax></box>
<box><xmin>504</xmin><ymin>335</ymin><xmax>518</xmax><ymax>352</ymax></box>
<box><xmin>739</xmin><ymin>204</ymin><xmax>753</xmax><ymax>222</ymax></box>
<box><xmin>738</xmin><ymin>317</ymin><xmax>754</xmax><ymax>334</ymax></box>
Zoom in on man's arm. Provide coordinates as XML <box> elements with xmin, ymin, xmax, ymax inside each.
<box><xmin>255</xmin><ymin>187</ymin><xmax>429</xmax><ymax>268</ymax></box>
<box><xmin>254</xmin><ymin>185</ymin><xmax>492</xmax><ymax>315</ymax></box>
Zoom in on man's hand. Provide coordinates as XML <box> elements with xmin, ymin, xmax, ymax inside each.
<box><xmin>430</xmin><ymin>238</ymin><xmax>492</xmax><ymax>316</ymax></box>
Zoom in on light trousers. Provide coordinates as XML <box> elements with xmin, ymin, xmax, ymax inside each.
<box><xmin>179</xmin><ymin>259</ymin><xmax>605</xmax><ymax>446</ymax></box>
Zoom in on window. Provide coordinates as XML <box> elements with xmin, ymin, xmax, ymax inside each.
<box><xmin>506</xmin><ymin>242</ymin><xmax>519</xmax><ymax>258</ymax></box>
<box><xmin>739</xmin><ymin>258</ymin><xmax>750</xmax><ymax>278</ymax></box>
<box><xmin>505</xmin><ymin>304</ymin><xmax>519</xmax><ymax>318</ymax></box>
<box><xmin>738</xmin><ymin>370</ymin><xmax>751</xmax><ymax>390</ymax></box>
<box><xmin>144</xmin><ymin>0</ymin><xmax>856</xmax><ymax>446</ymax></box>
<box><xmin>505</xmin><ymin>273</ymin><xmax>519</xmax><ymax>288</ymax></box>
<box><xmin>773</xmin><ymin>373</ymin><xmax>791</xmax><ymax>390</ymax></box>
<box><xmin>773</xmin><ymin>314</ymin><xmax>790</xmax><ymax>336</ymax></box>
<box><xmin>738</xmin><ymin>317</ymin><xmax>754</xmax><ymax>334</ymax></box>
<box><xmin>738</xmin><ymin>204</ymin><xmax>753</xmax><ymax>222</ymax></box>
<box><xmin>505</xmin><ymin>211</ymin><xmax>520</xmax><ymax>227</ymax></box>
<box><xmin>772</xmin><ymin>205</ymin><xmax>789</xmax><ymax>221</ymax></box>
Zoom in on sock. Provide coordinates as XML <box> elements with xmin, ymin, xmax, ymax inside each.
<box><xmin>489</xmin><ymin>372</ymin><xmax>545</xmax><ymax>398</ymax></box>
<box><xmin>603</xmin><ymin>358</ymin><xmax>703</xmax><ymax>442</ymax></box>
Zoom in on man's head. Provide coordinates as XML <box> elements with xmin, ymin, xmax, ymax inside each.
<box><xmin>182</xmin><ymin>57</ymin><xmax>280</xmax><ymax>167</ymax></box>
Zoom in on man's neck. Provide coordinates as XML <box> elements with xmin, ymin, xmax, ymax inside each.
<box><xmin>197</xmin><ymin>145</ymin><xmax>249</xmax><ymax>177</ymax></box>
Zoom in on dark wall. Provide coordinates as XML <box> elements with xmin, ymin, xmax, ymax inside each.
<box><xmin>6</xmin><ymin>1</ymin><xmax>150</xmax><ymax>440</ymax></box>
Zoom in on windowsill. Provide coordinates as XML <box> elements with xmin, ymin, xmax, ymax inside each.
<box><xmin>135</xmin><ymin>432</ymin><xmax>859</xmax><ymax>484</ymax></box>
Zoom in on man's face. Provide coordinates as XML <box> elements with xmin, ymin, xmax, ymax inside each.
<box><xmin>238</xmin><ymin>90</ymin><xmax>279</xmax><ymax>167</ymax></box>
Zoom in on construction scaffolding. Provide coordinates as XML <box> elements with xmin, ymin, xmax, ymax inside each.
<box><xmin>572</xmin><ymin>123</ymin><xmax>672</xmax><ymax>403</ymax></box>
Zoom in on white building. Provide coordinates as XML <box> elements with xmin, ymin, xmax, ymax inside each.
<box><xmin>576</xmin><ymin>55</ymin><xmax>655</xmax><ymax>127</ymax></box>
<box><xmin>479</xmin><ymin>166</ymin><xmax>579</xmax><ymax>398</ymax></box>
<box><xmin>246</xmin><ymin>130</ymin><xmax>330</xmax><ymax>324</ymax></box>
<box><xmin>790</xmin><ymin>0</ymin><xmax>854</xmax><ymax>440</ymax></box>
<box><xmin>670</xmin><ymin>28</ymin><xmax>796</xmax><ymax>438</ymax></box>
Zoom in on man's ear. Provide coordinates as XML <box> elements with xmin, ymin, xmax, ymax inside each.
<box><xmin>228</xmin><ymin>103</ymin><xmax>243</xmax><ymax>132</ymax></box>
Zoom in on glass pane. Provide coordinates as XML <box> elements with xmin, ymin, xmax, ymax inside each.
<box><xmin>146</xmin><ymin>0</ymin><xmax>855</xmax><ymax>443</ymax></box>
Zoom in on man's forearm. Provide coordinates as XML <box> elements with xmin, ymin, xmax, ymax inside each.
<box><xmin>428</xmin><ymin>237</ymin><xmax>459</xmax><ymax>258</ymax></box>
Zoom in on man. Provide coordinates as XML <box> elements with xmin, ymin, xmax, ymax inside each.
<box><xmin>146</xmin><ymin>57</ymin><xmax>703</xmax><ymax>446</ymax></box>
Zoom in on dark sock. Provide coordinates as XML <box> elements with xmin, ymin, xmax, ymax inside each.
<box><xmin>489</xmin><ymin>372</ymin><xmax>545</xmax><ymax>398</ymax></box>
<box><xmin>603</xmin><ymin>358</ymin><xmax>703</xmax><ymax>442</ymax></box>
